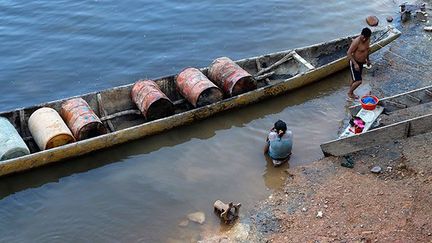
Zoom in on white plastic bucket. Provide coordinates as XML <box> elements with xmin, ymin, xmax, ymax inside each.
<box><xmin>0</xmin><ymin>117</ymin><xmax>30</xmax><ymax>161</ymax></box>
<box><xmin>28</xmin><ymin>107</ymin><xmax>75</xmax><ymax>150</ymax></box>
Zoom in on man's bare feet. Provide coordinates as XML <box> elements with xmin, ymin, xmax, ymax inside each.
<box><xmin>347</xmin><ymin>93</ymin><xmax>359</xmax><ymax>100</ymax></box>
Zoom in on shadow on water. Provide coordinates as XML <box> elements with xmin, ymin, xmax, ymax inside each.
<box><xmin>0</xmin><ymin>69</ymin><xmax>349</xmax><ymax>199</ymax></box>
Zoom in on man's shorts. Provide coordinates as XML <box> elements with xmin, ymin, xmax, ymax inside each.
<box><xmin>349</xmin><ymin>60</ymin><xmax>365</xmax><ymax>82</ymax></box>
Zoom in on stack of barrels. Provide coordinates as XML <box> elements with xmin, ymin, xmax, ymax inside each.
<box><xmin>0</xmin><ymin>98</ymin><xmax>107</xmax><ymax>161</ymax></box>
<box><xmin>130</xmin><ymin>57</ymin><xmax>256</xmax><ymax>112</ymax></box>
<box><xmin>174</xmin><ymin>57</ymin><xmax>256</xmax><ymax>107</ymax></box>
<box><xmin>0</xmin><ymin>56</ymin><xmax>255</xmax><ymax>161</ymax></box>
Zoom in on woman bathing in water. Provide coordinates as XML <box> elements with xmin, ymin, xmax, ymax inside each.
<box><xmin>347</xmin><ymin>27</ymin><xmax>372</xmax><ymax>100</ymax></box>
<box><xmin>264</xmin><ymin>120</ymin><xmax>293</xmax><ymax>167</ymax></box>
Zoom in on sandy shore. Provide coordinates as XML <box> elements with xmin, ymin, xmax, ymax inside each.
<box><xmin>252</xmin><ymin>132</ymin><xmax>432</xmax><ymax>242</ymax></box>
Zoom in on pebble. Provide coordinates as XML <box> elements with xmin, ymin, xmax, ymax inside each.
<box><xmin>386</xmin><ymin>16</ymin><xmax>393</xmax><ymax>22</ymax></box>
<box><xmin>371</xmin><ymin>166</ymin><xmax>382</xmax><ymax>173</ymax></box>
<box><xmin>397</xmin><ymin>163</ymin><xmax>407</xmax><ymax>170</ymax></box>
<box><xmin>302</xmin><ymin>207</ymin><xmax>307</xmax><ymax>212</ymax></box>
<box><xmin>316</xmin><ymin>211</ymin><xmax>323</xmax><ymax>218</ymax></box>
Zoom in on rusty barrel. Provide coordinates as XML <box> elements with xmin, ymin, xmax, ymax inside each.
<box><xmin>28</xmin><ymin>107</ymin><xmax>75</xmax><ymax>150</ymax></box>
<box><xmin>131</xmin><ymin>80</ymin><xmax>174</xmax><ymax>121</ymax></box>
<box><xmin>208</xmin><ymin>57</ymin><xmax>257</xmax><ymax>97</ymax></box>
<box><xmin>176</xmin><ymin>68</ymin><xmax>223</xmax><ymax>107</ymax></box>
<box><xmin>61</xmin><ymin>98</ymin><xmax>107</xmax><ymax>140</ymax></box>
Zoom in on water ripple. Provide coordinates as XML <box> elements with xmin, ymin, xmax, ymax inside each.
<box><xmin>0</xmin><ymin>0</ymin><xmax>398</xmax><ymax>241</ymax></box>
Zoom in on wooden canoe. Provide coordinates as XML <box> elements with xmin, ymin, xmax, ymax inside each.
<box><xmin>0</xmin><ymin>26</ymin><xmax>401</xmax><ymax>177</ymax></box>
<box><xmin>321</xmin><ymin>84</ymin><xmax>432</xmax><ymax>156</ymax></box>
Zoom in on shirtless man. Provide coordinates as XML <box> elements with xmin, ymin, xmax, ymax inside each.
<box><xmin>347</xmin><ymin>27</ymin><xmax>372</xmax><ymax>99</ymax></box>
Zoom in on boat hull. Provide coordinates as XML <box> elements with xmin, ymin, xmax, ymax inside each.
<box><xmin>0</xmin><ymin>27</ymin><xmax>401</xmax><ymax>177</ymax></box>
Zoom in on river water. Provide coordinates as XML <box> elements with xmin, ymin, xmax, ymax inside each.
<box><xmin>0</xmin><ymin>0</ymin><xmax>401</xmax><ymax>242</ymax></box>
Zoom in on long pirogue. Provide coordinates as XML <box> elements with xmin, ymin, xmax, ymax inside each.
<box><xmin>0</xmin><ymin>26</ymin><xmax>401</xmax><ymax>177</ymax></box>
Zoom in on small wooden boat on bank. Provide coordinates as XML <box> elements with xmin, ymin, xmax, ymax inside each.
<box><xmin>0</xmin><ymin>26</ymin><xmax>401</xmax><ymax>177</ymax></box>
<box><xmin>321</xmin><ymin>84</ymin><xmax>432</xmax><ymax>156</ymax></box>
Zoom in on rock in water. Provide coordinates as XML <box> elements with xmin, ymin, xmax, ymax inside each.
<box><xmin>386</xmin><ymin>16</ymin><xmax>393</xmax><ymax>22</ymax></box>
<box><xmin>366</xmin><ymin>16</ymin><xmax>379</xmax><ymax>26</ymax></box>
<box><xmin>187</xmin><ymin>211</ymin><xmax>206</xmax><ymax>224</ymax></box>
<box><xmin>424</xmin><ymin>26</ymin><xmax>432</xmax><ymax>32</ymax></box>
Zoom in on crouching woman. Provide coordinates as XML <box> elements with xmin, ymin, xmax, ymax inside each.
<box><xmin>264</xmin><ymin>120</ymin><xmax>293</xmax><ymax>166</ymax></box>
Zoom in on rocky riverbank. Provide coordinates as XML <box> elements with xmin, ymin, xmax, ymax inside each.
<box><xmin>200</xmin><ymin>9</ymin><xmax>432</xmax><ymax>243</ymax></box>
<box><xmin>200</xmin><ymin>131</ymin><xmax>432</xmax><ymax>242</ymax></box>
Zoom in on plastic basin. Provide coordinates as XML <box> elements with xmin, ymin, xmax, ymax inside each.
<box><xmin>360</xmin><ymin>95</ymin><xmax>379</xmax><ymax>110</ymax></box>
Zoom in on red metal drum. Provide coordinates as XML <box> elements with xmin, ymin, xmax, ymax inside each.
<box><xmin>60</xmin><ymin>98</ymin><xmax>107</xmax><ymax>140</ymax></box>
<box><xmin>208</xmin><ymin>57</ymin><xmax>257</xmax><ymax>97</ymax></box>
<box><xmin>176</xmin><ymin>68</ymin><xmax>223</xmax><ymax>107</ymax></box>
<box><xmin>131</xmin><ymin>80</ymin><xmax>174</xmax><ymax>120</ymax></box>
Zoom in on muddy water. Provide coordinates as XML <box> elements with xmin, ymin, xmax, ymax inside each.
<box><xmin>0</xmin><ymin>71</ymin><xmax>352</xmax><ymax>242</ymax></box>
<box><xmin>0</xmin><ymin>0</ymin><xmax>401</xmax><ymax>242</ymax></box>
